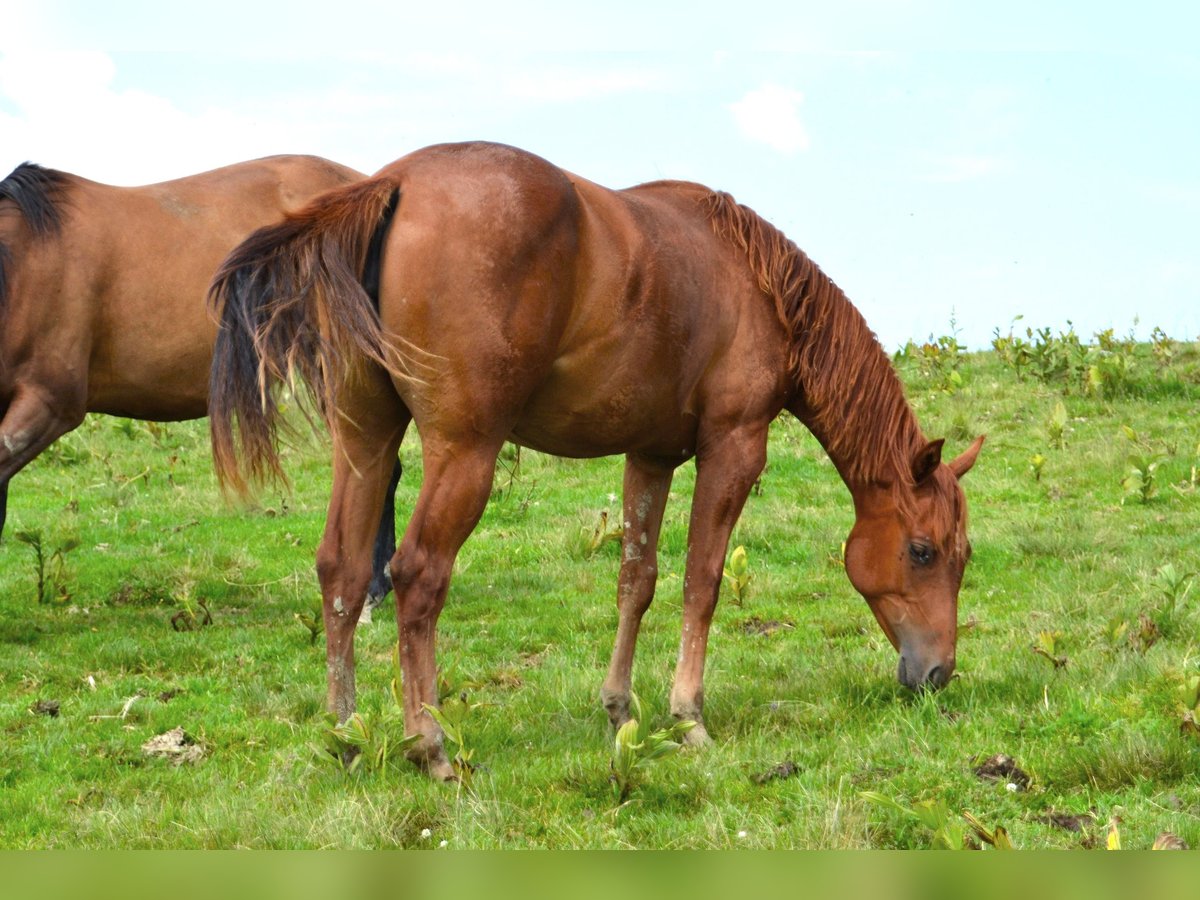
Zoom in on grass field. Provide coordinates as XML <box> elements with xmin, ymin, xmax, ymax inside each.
<box><xmin>2</xmin><ymin>324</ymin><xmax>1198</xmax><ymax>848</ymax></box>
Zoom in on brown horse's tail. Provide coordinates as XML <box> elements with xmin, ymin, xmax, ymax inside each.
<box><xmin>207</xmin><ymin>176</ymin><xmax>401</xmax><ymax>496</ymax></box>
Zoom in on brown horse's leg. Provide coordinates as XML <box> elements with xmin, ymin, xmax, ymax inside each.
<box><xmin>670</xmin><ymin>427</ymin><xmax>767</xmax><ymax>745</ymax></box>
<box><xmin>316</xmin><ymin>417</ymin><xmax>408</xmax><ymax>725</ymax></box>
<box><xmin>600</xmin><ymin>455</ymin><xmax>674</xmax><ymax>728</ymax></box>
<box><xmin>392</xmin><ymin>438</ymin><xmax>501</xmax><ymax>780</ymax></box>
<box><xmin>0</xmin><ymin>385</ymin><xmax>83</xmax><ymax>486</ymax></box>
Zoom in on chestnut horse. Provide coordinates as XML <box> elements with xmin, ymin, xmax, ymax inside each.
<box><xmin>0</xmin><ymin>156</ymin><xmax>400</xmax><ymax>605</ymax></box>
<box><xmin>209</xmin><ymin>141</ymin><xmax>983</xmax><ymax>779</ymax></box>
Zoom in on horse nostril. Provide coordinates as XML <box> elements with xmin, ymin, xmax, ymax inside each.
<box><xmin>926</xmin><ymin>665</ymin><xmax>946</xmax><ymax>689</ymax></box>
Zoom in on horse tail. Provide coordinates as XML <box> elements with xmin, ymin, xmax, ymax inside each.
<box><xmin>207</xmin><ymin>176</ymin><xmax>401</xmax><ymax>496</ymax></box>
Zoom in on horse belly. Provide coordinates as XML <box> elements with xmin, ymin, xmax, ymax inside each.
<box><xmin>510</xmin><ymin>363</ymin><xmax>699</xmax><ymax>461</ymax></box>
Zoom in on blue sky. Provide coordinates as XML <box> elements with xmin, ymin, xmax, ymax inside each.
<box><xmin>2</xmin><ymin>2</ymin><xmax>1197</xmax><ymax>349</ymax></box>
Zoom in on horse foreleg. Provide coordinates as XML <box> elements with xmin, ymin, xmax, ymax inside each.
<box><xmin>600</xmin><ymin>455</ymin><xmax>674</xmax><ymax>729</ymax></box>
<box><xmin>316</xmin><ymin>432</ymin><xmax>405</xmax><ymax>724</ymax></box>
<box><xmin>392</xmin><ymin>438</ymin><xmax>500</xmax><ymax>780</ymax></box>
<box><xmin>671</xmin><ymin>427</ymin><xmax>767</xmax><ymax>745</ymax></box>
<box><xmin>0</xmin><ymin>386</ymin><xmax>84</xmax><ymax>533</ymax></box>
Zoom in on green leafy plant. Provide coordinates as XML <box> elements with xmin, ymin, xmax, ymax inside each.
<box><xmin>1029</xmin><ymin>453</ymin><xmax>1047</xmax><ymax>483</ymax></box>
<box><xmin>295</xmin><ymin>597</ymin><xmax>324</xmax><ymax>645</ymax></box>
<box><xmin>315</xmin><ymin>710</ymin><xmax>418</xmax><ymax>775</ymax></box>
<box><xmin>991</xmin><ymin>316</ymin><xmax>1030</xmax><ymax>380</ymax></box>
<box><xmin>1122</xmin><ymin>453</ymin><xmax>1161</xmax><ymax>504</ymax></box>
<box><xmin>423</xmin><ymin>692</ymin><xmax>484</xmax><ymax>788</ymax></box>
<box><xmin>169</xmin><ymin>581</ymin><xmax>213</xmax><ymax>631</ymax></box>
<box><xmin>315</xmin><ymin>645</ymin><xmax>418</xmax><ymax>774</ymax></box>
<box><xmin>610</xmin><ymin>692</ymin><xmax>695</xmax><ymax>802</ymax></box>
<box><xmin>1031</xmin><ymin>630</ymin><xmax>1068</xmax><ymax>669</ymax></box>
<box><xmin>13</xmin><ymin>529</ymin><xmax>80</xmax><ymax>605</ymax></box>
<box><xmin>569</xmin><ymin>508</ymin><xmax>624</xmax><ymax>558</ymax></box>
<box><xmin>860</xmin><ymin>792</ymin><xmax>966</xmax><ymax>849</ymax></box>
<box><xmin>860</xmin><ymin>792</ymin><xmax>1015</xmax><ymax>850</ymax></box>
<box><xmin>1046</xmin><ymin>401</ymin><xmax>1069</xmax><ymax>450</ymax></box>
<box><xmin>1149</xmin><ymin>564</ymin><xmax>1194</xmax><ymax>638</ymax></box>
<box><xmin>722</xmin><ymin>545</ymin><xmax>752</xmax><ymax>607</ymax></box>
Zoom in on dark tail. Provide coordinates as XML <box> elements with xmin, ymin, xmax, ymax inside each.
<box><xmin>208</xmin><ymin>177</ymin><xmax>401</xmax><ymax>496</ymax></box>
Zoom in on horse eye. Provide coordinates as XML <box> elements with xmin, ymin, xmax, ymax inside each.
<box><xmin>909</xmin><ymin>542</ymin><xmax>934</xmax><ymax>566</ymax></box>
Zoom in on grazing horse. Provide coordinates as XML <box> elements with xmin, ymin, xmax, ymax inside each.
<box><xmin>208</xmin><ymin>141</ymin><xmax>984</xmax><ymax>779</ymax></box>
<box><xmin>0</xmin><ymin>156</ymin><xmax>401</xmax><ymax>605</ymax></box>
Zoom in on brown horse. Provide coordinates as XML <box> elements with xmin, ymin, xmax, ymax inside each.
<box><xmin>0</xmin><ymin>156</ymin><xmax>401</xmax><ymax>604</ymax></box>
<box><xmin>208</xmin><ymin>141</ymin><xmax>984</xmax><ymax>779</ymax></box>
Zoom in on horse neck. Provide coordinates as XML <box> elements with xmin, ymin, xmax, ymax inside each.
<box><xmin>783</xmin><ymin>263</ymin><xmax>925</xmax><ymax>494</ymax></box>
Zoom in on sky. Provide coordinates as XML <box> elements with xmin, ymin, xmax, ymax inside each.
<box><xmin>1</xmin><ymin>1</ymin><xmax>1198</xmax><ymax>350</ymax></box>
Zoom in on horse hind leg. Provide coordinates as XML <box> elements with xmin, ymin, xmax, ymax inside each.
<box><xmin>600</xmin><ymin>455</ymin><xmax>673</xmax><ymax>728</ymax></box>
<box><xmin>391</xmin><ymin>437</ymin><xmax>503</xmax><ymax>781</ymax></box>
<box><xmin>316</xmin><ymin>420</ymin><xmax>408</xmax><ymax>725</ymax></box>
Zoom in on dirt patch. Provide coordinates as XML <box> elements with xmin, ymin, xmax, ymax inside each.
<box><xmin>972</xmin><ymin>753</ymin><xmax>1031</xmax><ymax>790</ymax></box>
<box><xmin>739</xmin><ymin>617</ymin><xmax>794</xmax><ymax>637</ymax></box>
<box><xmin>1034</xmin><ymin>809</ymin><xmax>1095</xmax><ymax>832</ymax></box>
<box><xmin>141</xmin><ymin>727</ymin><xmax>205</xmax><ymax>765</ymax></box>
<box><xmin>31</xmin><ymin>699</ymin><xmax>60</xmax><ymax>717</ymax></box>
<box><xmin>752</xmin><ymin>761</ymin><xmax>799</xmax><ymax>784</ymax></box>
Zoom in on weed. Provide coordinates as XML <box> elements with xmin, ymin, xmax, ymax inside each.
<box><xmin>722</xmin><ymin>544</ymin><xmax>752</xmax><ymax>607</ymax></box>
<box><xmin>568</xmin><ymin>508</ymin><xmax>624</xmax><ymax>558</ymax></box>
<box><xmin>13</xmin><ymin>529</ymin><xmax>80</xmax><ymax>605</ymax></box>
<box><xmin>610</xmin><ymin>692</ymin><xmax>694</xmax><ymax>803</ymax></box>
<box><xmin>1046</xmin><ymin>401</ymin><xmax>1069</xmax><ymax>450</ymax></box>
<box><xmin>1121</xmin><ymin>453</ymin><xmax>1161</xmax><ymax>504</ymax></box>
<box><xmin>295</xmin><ymin>597</ymin><xmax>324</xmax><ymax>644</ymax></box>
<box><xmin>1029</xmin><ymin>453</ymin><xmax>1047</xmax><ymax>483</ymax></box>
<box><xmin>169</xmin><ymin>582</ymin><xmax>213</xmax><ymax>631</ymax></box>
<box><xmin>1031</xmin><ymin>630</ymin><xmax>1068</xmax><ymax>669</ymax></box>
<box><xmin>1147</xmin><ymin>563</ymin><xmax>1194</xmax><ymax>638</ymax></box>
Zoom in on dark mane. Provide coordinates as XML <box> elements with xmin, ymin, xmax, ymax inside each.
<box><xmin>703</xmin><ymin>190</ymin><xmax>926</xmax><ymax>490</ymax></box>
<box><xmin>0</xmin><ymin>163</ymin><xmax>72</xmax><ymax>311</ymax></box>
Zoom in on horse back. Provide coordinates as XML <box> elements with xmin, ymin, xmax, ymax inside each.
<box><xmin>371</xmin><ymin>143</ymin><xmax>790</xmax><ymax>458</ymax></box>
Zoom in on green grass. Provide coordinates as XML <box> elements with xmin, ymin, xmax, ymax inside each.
<box><xmin>2</xmin><ymin>335</ymin><xmax>1199</xmax><ymax>848</ymax></box>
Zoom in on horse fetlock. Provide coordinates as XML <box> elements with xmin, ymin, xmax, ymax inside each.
<box><xmin>681</xmin><ymin>720</ymin><xmax>713</xmax><ymax>748</ymax></box>
<box><xmin>405</xmin><ymin>728</ymin><xmax>454</xmax><ymax>780</ymax></box>
<box><xmin>600</xmin><ymin>686</ymin><xmax>631</xmax><ymax>728</ymax></box>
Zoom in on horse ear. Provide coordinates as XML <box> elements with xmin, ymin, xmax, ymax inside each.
<box><xmin>948</xmin><ymin>434</ymin><xmax>986</xmax><ymax>480</ymax></box>
<box><xmin>912</xmin><ymin>438</ymin><xmax>944</xmax><ymax>484</ymax></box>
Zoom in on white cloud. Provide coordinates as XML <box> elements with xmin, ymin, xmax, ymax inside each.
<box><xmin>0</xmin><ymin>52</ymin><xmax>317</xmax><ymax>184</ymax></box>
<box><xmin>728</xmin><ymin>83</ymin><xmax>810</xmax><ymax>154</ymax></box>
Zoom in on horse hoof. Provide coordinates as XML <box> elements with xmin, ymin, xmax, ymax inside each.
<box><xmin>682</xmin><ymin>723</ymin><xmax>713</xmax><ymax>748</ymax></box>
<box><xmin>427</xmin><ymin>757</ymin><xmax>457</xmax><ymax>782</ymax></box>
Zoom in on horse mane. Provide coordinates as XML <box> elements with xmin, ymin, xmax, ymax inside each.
<box><xmin>702</xmin><ymin>190</ymin><xmax>926</xmax><ymax>491</ymax></box>
<box><xmin>0</xmin><ymin>162</ymin><xmax>72</xmax><ymax>312</ymax></box>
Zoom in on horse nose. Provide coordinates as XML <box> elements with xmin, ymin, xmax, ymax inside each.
<box><xmin>898</xmin><ymin>655</ymin><xmax>953</xmax><ymax>691</ymax></box>
<box><xmin>925</xmin><ymin>664</ymin><xmax>950</xmax><ymax>690</ymax></box>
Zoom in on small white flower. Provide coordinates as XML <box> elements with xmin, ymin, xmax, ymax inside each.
<box><xmin>1006</xmin><ymin>782</ymin><xmax>1018</xmax><ymax>792</ymax></box>
<box><xmin>737</xmin><ymin>830</ymin><xmax>748</xmax><ymax>839</ymax></box>
<box><xmin>420</xmin><ymin>828</ymin><xmax>432</xmax><ymax>839</ymax></box>
<box><xmin>607</xmin><ymin>493</ymin><xmax>617</xmax><ymax>504</ymax></box>
<box><xmin>439</xmin><ymin>840</ymin><xmax>448</xmax><ymax>848</ymax></box>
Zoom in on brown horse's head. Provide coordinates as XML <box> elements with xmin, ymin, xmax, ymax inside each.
<box><xmin>843</xmin><ymin>435</ymin><xmax>984</xmax><ymax>691</ymax></box>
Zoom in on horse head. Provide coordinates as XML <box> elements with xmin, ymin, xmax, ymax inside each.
<box><xmin>843</xmin><ymin>435</ymin><xmax>984</xmax><ymax>691</ymax></box>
